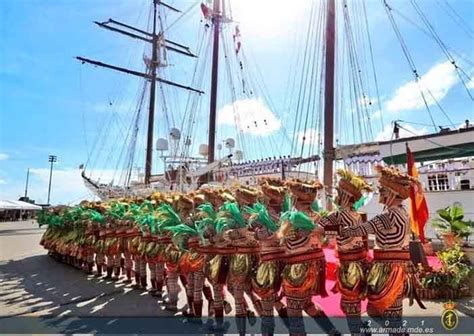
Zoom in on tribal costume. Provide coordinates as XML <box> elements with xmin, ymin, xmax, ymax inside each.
<box><xmin>340</xmin><ymin>165</ymin><xmax>425</xmax><ymax>323</ymax></box>
<box><xmin>218</xmin><ymin>202</ymin><xmax>256</xmax><ymax>333</ymax></box>
<box><xmin>83</xmin><ymin>217</ymin><xmax>98</xmax><ymax>275</ymax></box>
<box><xmin>154</xmin><ymin>198</ymin><xmax>187</xmax><ymax>312</ymax></box>
<box><xmin>278</xmin><ymin>181</ymin><xmax>337</xmax><ymax>336</ymax></box>
<box><xmin>245</xmin><ymin>201</ymin><xmax>285</xmax><ymax>335</ymax></box>
<box><xmin>197</xmin><ymin>188</ymin><xmax>236</xmax><ymax>323</ymax></box>
<box><xmin>319</xmin><ymin>169</ymin><xmax>371</xmax><ymax>334</ymax></box>
<box><xmin>95</xmin><ymin>224</ymin><xmax>107</xmax><ymax>277</ymax></box>
<box><xmin>178</xmin><ymin>193</ymin><xmax>216</xmax><ymax>320</ymax></box>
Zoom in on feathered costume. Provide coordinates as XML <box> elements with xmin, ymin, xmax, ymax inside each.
<box><xmin>340</xmin><ymin>165</ymin><xmax>426</xmax><ymax>323</ymax></box>
<box><xmin>319</xmin><ymin>169</ymin><xmax>372</xmax><ymax>333</ymax></box>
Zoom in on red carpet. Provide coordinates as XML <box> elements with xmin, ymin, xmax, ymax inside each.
<box><xmin>307</xmin><ymin>248</ymin><xmax>442</xmax><ymax>316</ymax></box>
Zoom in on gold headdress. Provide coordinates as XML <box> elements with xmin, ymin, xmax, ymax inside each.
<box><xmin>284</xmin><ymin>178</ymin><xmax>323</xmax><ymax>202</ymax></box>
<box><xmin>375</xmin><ymin>164</ymin><xmax>418</xmax><ymax>199</ymax></box>
<box><xmin>336</xmin><ymin>169</ymin><xmax>372</xmax><ymax>200</ymax></box>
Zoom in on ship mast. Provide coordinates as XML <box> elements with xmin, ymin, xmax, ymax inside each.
<box><xmin>323</xmin><ymin>0</ymin><xmax>336</xmax><ymax>196</ymax></box>
<box><xmin>145</xmin><ymin>1</ymin><xmax>159</xmax><ymax>185</ymax></box>
<box><xmin>207</xmin><ymin>0</ymin><xmax>222</xmax><ymax>165</ymax></box>
<box><xmin>76</xmin><ymin>0</ymin><xmax>203</xmax><ymax>186</ymax></box>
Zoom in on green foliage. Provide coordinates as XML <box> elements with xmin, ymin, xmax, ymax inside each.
<box><xmin>432</xmin><ymin>202</ymin><xmax>471</xmax><ymax>239</ymax></box>
<box><xmin>420</xmin><ymin>245</ymin><xmax>472</xmax><ymax>290</ymax></box>
<box><xmin>437</xmin><ymin>245</ymin><xmax>472</xmax><ymax>289</ymax></box>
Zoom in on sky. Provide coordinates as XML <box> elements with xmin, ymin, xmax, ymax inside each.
<box><xmin>0</xmin><ymin>0</ymin><xmax>473</xmax><ymax>205</ymax></box>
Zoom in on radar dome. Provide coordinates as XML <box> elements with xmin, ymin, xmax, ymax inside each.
<box><xmin>225</xmin><ymin>138</ymin><xmax>235</xmax><ymax>148</ymax></box>
<box><xmin>169</xmin><ymin>128</ymin><xmax>181</xmax><ymax>140</ymax></box>
<box><xmin>235</xmin><ymin>150</ymin><xmax>244</xmax><ymax>161</ymax></box>
<box><xmin>199</xmin><ymin>144</ymin><xmax>209</xmax><ymax>156</ymax></box>
<box><xmin>156</xmin><ymin>138</ymin><xmax>168</xmax><ymax>151</ymax></box>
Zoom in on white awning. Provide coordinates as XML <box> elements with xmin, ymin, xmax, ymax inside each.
<box><xmin>0</xmin><ymin>200</ymin><xmax>42</xmax><ymax>211</ymax></box>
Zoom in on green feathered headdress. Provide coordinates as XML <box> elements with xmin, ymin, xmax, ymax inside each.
<box><xmin>197</xmin><ymin>202</ymin><xmax>217</xmax><ymax>220</ymax></box>
<box><xmin>137</xmin><ymin>213</ymin><xmax>159</xmax><ymax>234</ymax></box>
<box><xmin>289</xmin><ymin>211</ymin><xmax>315</xmax><ymax>231</ymax></box>
<box><xmin>195</xmin><ymin>202</ymin><xmax>217</xmax><ymax>235</ymax></box>
<box><xmin>280</xmin><ymin>209</ymin><xmax>315</xmax><ymax>231</ymax></box>
<box><xmin>155</xmin><ymin>203</ymin><xmax>182</xmax><ymax>231</ymax></box>
<box><xmin>109</xmin><ymin>202</ymin><xmax>128</xmax><ymax>219</ymax></box>
<box><xmin>244</xmin><ymin>202</ymin><xmax>278</xmax><ymax>233</ymax></box>
<box><xmin>215</xmin><ymin>202</ymin><xmax>245</xmax><ymax>234</ymax></box>
<box><xmin>282</xmin><ymin>193</ymin><xmax>293</xmax><ymax>213</ymax></box>
<box><xmin>89</xmin><ymin>209</ymin><xmax>105</xmax><ymax>224</ymax></box>
<box><xmin>123</xmin><ymin>203</ymin><xmax>141</xmax><ymax>221</ymax></box>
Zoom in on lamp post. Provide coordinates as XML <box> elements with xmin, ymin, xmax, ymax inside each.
<box><xmin>24</xmin><ymin>168</ymin><xmax>30</xmax><ymax>198</ymax></box>
<box><xmin>47</xmin><ymin>155</ymin><xmax>57</xmax><ymax>205</ymax></box>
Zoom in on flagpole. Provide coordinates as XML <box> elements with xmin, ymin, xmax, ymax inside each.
<box><xmin>406</xmin><ymin>142</ymin><xmax>429</xmax><ymax>268</ymax></box>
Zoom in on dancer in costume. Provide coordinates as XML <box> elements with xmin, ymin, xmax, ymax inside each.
<box><xmin>163</xmin><ymin>194</ymin><xmax>215</xmax><ymax>322</ymax></box>
<box><xmin>82</xmin><ymin>202</ymin><xmax>104</xmax><ymax>275</ymax></box>
<box><xmin>234</xmin><ymin>185</ymin><xmax>268</xmax><ymax>317</ymax></box>
<box><xmin>157</xmin><ymin>196</ymin><xmax>186</xmax><ymax>312</ymax></box>
<box><xmin>319</xmin><ymin>169</ymin><xmax>371</xmax><ymax>334</ymax></box>
<box><xmin>277</xmin><ymin>200</ymin><xmax>328</xmax><ymax>335</ymax></box>
<box><xmin>340</xmin><ymin>165</ymin><xmax>425</xmax><ymax>322</ymax></box>
<box><xmin>245</xmin><ymin>200</ymin><xmax>286</xmax><ymax>336</ymax></box>
<box><xmin>218</xmin><ymin>200</ymin><xmax>256</xmax><ymax>334</ymax></box>
<box><xmin>197</xmin><ymin>187</ymin><xmax>235</xmax><ymax>325</ymax></box>
<box><xmin>146</xmin><ymin>192</ymin><xmax>169</xmax><ymax>297</ymax></box>
<box><xmin>94</xmin><ymin>205</ymin><xmax>107</xmax><ymax>277</ymax></box>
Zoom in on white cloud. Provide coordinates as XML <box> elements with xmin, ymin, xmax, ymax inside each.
<box><xmin>231</xmin><ymin>0</ymin><xmax>308</xmax><ymax>39</ymax></box>
<box><xmin>0</xmin><ymin>153</ymin><xmax>9</xmax><ymax>160</ymax></box>
<box><xmin>385</xmin><ymin>61</ymin><xmax>458</xmax><ymax>113</ymax></box>
<box><xmin>28</xmin><ymin>168</ymin><xmax>95</xmax><ymax>205</ymax></box>
<box><xmin>375</xmin><ymin>124</ymin><xmax>428</xmax><ymax>141</ymax></box>
<box><xmin>0</xmin><ymin>168</ymin><xmax>128</xmax><ymax>205</ymax></box>
<box><xmin>467</xmin><ymin>78</ymin><xmax>474</xmax><ymax>89</ymax></box>
<box><xmin>370</xmin><ymin>110</ymin><xmax>383</xmax><ymax>120</ymax></box>
<box><xmin>217</xmin><ymin>98</ymin><xmax>281</xmax><ymax>136</ymax></box>
<box><xmin>296</xmin><ymin>128</ymin><xmax>320</xmax><ymax>145</ymax></box>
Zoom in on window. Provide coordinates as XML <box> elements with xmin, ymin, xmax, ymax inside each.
<box><xmin>427</xmin><ymin>174</ymin><xmax>449</xmax><ymax>191</ymax></box>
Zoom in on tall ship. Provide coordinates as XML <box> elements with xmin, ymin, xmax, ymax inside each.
<box><xmin>78</xmin><ymin>0</ymin><xmax>473</xmax><ymax>225</ymax></box>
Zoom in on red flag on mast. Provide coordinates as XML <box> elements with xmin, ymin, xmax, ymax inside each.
<box><xmin>406</xmin><ymin>144</ymin><xmax>429</xmax><ymax>243</ymax></box>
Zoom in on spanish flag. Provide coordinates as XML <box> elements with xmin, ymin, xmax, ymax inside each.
<box><xmin>406</xmin><ymin>144</ymin><xmax>429</xmax><ymax>243</ymax></box>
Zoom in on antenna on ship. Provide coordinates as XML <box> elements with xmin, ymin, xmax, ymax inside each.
<box><xmin>76</xmin><ymin>0</ymin><xmax>203</xmax><ymax>186</ymax></box>
<box><xmin>323</xmin><ymin>0</ymin><xmax>336</xmax><ymax>202</ymax></box>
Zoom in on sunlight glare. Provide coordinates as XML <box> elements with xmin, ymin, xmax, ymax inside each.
<box><xmin>229</xmin><ymin>0</ymin><xmax>308</xmax><ymax>38</ymax></box>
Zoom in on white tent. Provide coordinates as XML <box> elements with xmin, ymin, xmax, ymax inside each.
<box><xmin>0</xmin><ymin>200</ymin><xmax>42</xmax><ymax>211</ymax></box>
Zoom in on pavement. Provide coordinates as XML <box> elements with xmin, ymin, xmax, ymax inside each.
<box><xmin>0</xmin><ymin>220</ymin><xmax>472</xmax><ymax>334</ymax></box>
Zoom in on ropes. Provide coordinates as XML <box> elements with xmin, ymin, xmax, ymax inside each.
<box><xmin>409</xmin><ymin>0</ymin><xmax>473</xmax><ymax>102</ymax></box>
<box><xmin>382</xmin><ymin>0</ymin><xmax>438</xmax><ymax>132</ymax></box>
<box><xmin>438</xmin><ymin>0</ymin><xmax>474</xmax><ymax>40</ymax></box>
<box><xmin>362</xmin><ymin>0</ymin><xmax>385</xmax><ymax>132</ymax></box>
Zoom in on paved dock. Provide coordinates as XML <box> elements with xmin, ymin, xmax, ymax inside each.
<box><xmin>1</xmin><ymin>220</ymin><xmax>472</xmax><ymax>334</ymax></box>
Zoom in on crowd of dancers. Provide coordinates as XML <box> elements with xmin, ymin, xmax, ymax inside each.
<box><xmin>39</xmin><ymin>165</ymin><xmax>425</xmax><ymax>335</ymax></box>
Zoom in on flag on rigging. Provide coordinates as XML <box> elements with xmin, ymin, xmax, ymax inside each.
<box><xmin>406</xmin><ymin>143</ymin><xmax>429</xmax><ymax>243</ymax></box>
<box><xmin>233</xmin><ymin>25</ymin><xmax>242</xmax><ymax>54</ymax></box>
<box><xmin>200</xmin><ymin>3</ymin><xmax>212</xmax><ymax>19</ymax></box>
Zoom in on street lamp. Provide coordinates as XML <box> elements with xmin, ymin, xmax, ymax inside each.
<box><xmin>47</xmin><ymin>155</ymin><xmax>57</xmax><ymax>205</ymax></box>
